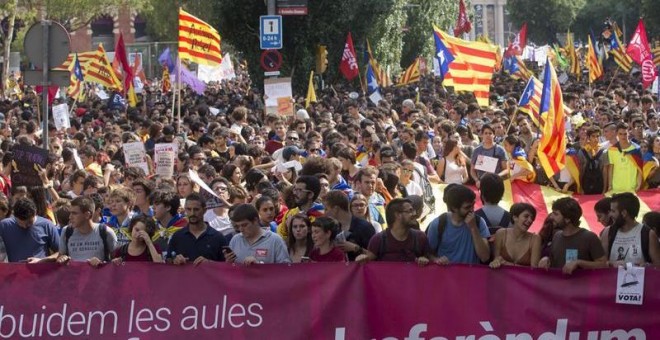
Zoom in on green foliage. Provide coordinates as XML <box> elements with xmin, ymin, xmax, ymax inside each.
<box><xmin>507</xmin><ymin>0</ymin><xmax>587</xmax><ymax>44</ymax></box>
<box><xmin>572</xmin><ymin>0</ymin><xmax>640</xmax><ymax>43</ymax></box>
<box><xmin>401</xmin><ymin>0</ymin><xmax>456</xmax><ymax>68</ymax></box>
<box><xmin>642</xmin><ymin>0</ymin><xmax>660</xmax><ymax>38</ymax></box>
<box><xmin>143</xmin><ymin>0</ymin><xmax>215</xmax><ymax>42</ymax></box>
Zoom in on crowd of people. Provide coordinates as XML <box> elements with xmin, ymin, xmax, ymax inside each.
<box><xmin>0</xmin><ymin>55</ymin><xmax>659</xmax><ymax>274</ymax></box>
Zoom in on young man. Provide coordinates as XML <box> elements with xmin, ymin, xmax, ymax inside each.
<box><xmin>354</xmin><ymin>167</ymin><xmax>386</xmax><ymax>227</ymax></box>
<box><xmin>277</xmin><ymin>175</ymin><xmax>325</xmax><ymax>239</ymax></box>
<box><xmin>226</xmin><ymin>204</ymin><xmax>290</xmax><ymax>265</ymax></box>
<box><xmin>539</xmin><ymin>197</ymin><xmax>607</xmax><ymax>274</ymax></box>
<box><xmin>356</xmin><ymin>198</ymin><xmax>431</xmax><ymax>263</ymax></box>
<box><xmin>57</xmin><ymin>196</ymin><xmax>118</xmax><ymax>267</ymax></box>
<box><xmin>151</xmin><ymin>190</ymin><xmax>187</xmax><ymax>250</ymax></box>
<box><xmin>206</xmin><ymin>178</ymin><xmax>234</xmax><ymax>238</ymax></box>
<box><xmin>168</xmin><ymin>193</ymin><xmax>228</xmax><ymax>265</ymax></box>
<box><xmin>0</xmin><ymin>198</ymin><xmax>60</xmax><ymax>263</ymax></box>
<box><xmin>265</xmin><ymin>118</ymin><xmax>287</xmax><ymax>155</ymax></box>
<box><xmin>608</xmin><ymin>122</ymin><xmax>642</xmax><ymax>193</ymax></box>
<box><xmin>132</xmin><ymin>178</ymin><xmax>154</xmax><ymax>217</ymax></box>
<box><xmin>324</xmin><ymin>190</ymin><xmax>376</xmax><ymax>261</ymax></box>
<box><xmin>600</xmin><ymin>193</ymin><xmax>660</xmax><ymax>266</ymax></box>
<box><xmin>427</xmin><ymin>184</ymin><xmax>491</xmax><ymax>264</ymax></box>
<box><xmin>105</xmin><ymin>187</ymin><xmax>136</xmax><ymax>246</ymax></box>
<box><xmin>470</xmin><ymin>124</ymin><xmax>507</xmax><ymax>188</ymax></box>
<box><xmin>67</xmin><ymin>169</ymin><xmax>88</xmax><ymax>199</ymax></box>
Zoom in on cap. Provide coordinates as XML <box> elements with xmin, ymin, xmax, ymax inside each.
<box><xmin>282</xmin><ymin>146</ymin><xmax>303</xmax><ymax>161</ymax></box>
<box><xmin>296</xmin><ymin>109</ymin><xmax>310</xmax><ymax>120</ymax></box>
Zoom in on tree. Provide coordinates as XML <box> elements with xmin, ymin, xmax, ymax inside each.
<box><xmin>572</xmin><ymin>0</ymin><xmax>641</xmax><ymax>44</ymax></box>
<box><xmin>400</xmin><ymin>0</ymin><xmax>456</xmax><ymax>69</ymax></box>
<box><xmin>1</xmin><ymin>0</ymin><xmax>19</xmax><ymax>89</ymax></box>
<box><xmin>143</xmin><ymin>0</ymin><xmax>215</xmax><ymax>42</ymax></box>
<box><xmin>507</xmin><ymin>0</ymin><xmax>587</xmax><ymax>44</ymax></box>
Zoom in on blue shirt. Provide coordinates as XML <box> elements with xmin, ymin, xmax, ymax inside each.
<box><xmin>0</xmin><ymin>216</ymin><xmax>60</xmax><ymax>262</ymax></box>
<box><xmin>167</xmin><ymin>225</ymin><xmax>228</xmax><ymax>262</ymax></box>
<box><xmin>427</xmin><ymin>213</ymin><xmax>490</xmax><ymax>264</ymax></box>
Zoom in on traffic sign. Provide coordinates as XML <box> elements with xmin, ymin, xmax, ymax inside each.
<box><xmin>260</xmin><ymin>50</ymin><xmax>283</xmax><ymax>72</ymax></box>
<box><xmin>260</xmin><ymin>15</ymin><xmax>283</xmax><ymax>50</ymax></box>
<box><xmin>24</xmin><ymin>21</ymin><xmax>70</xmax><ymax>67</ymax></box>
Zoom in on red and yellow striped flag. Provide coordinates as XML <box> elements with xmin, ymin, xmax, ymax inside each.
<box><xmin>53</xmin><ymin>51</ymin><xmax>97</xmax><ymax>71</ymax></box>
<box><xmin>398</xmin><ymin>57</ymin><xmax>421</xmax><ymax>85</ymax></box>
<box><xmin>609</xmin><ymin>22</ymin><xmax>633</xmax><ymax>73</ymax></box>
<box><xmin>162</xmin><ymin>68</ymin><xmax>171</xmax><ymax>93</ymax></box>
<box><xmin>537</xmin><ymin>59</ymin><xmax>566</xmax><ymax>178</ymax></box>
<box><xmin>178</xmin><ymin>8</ymin><xmax>222</xmax><ymax>66</ymax></box>
<box><xmin>587</xmin><ymin>35</ymin><xmax>603</xmax><ymax>83</ymax></box>
<box><xmin>84</xmin><ymin>44</ymin><xmax>123</xmax><ymax>91</ymax></box>
<box><xmin>565</xmin><ymin>31</ymin><xmax>580</xmax><ymax>80</ymax></box>
<box><xmin>652</xmin><ymin>46</ymin><xmax>660</xmax><ymax>67</ymax></box>
<box><xmin>434</xmin><ymin>25</ymin><xmax>498</xmax><ymax>107</ymax></box>
<box><xmin>366</xmin><ymin>40</ymin><xmax>391</xmax><ymax>87</ymax></box>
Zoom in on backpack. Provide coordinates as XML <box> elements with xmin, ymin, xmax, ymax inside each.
<box><xmin>607</xmin><ymin>224</ymin><xmax>651</xmax><ymax>264</ymax></box>
<box><xmin>411</xmin><ymin>163</ymin><xmax>436</xmax><ymax>214</ymax></box>
<box><xmin>581</xmin><ymin>149</ymin><xmax>604</xmax><ymax>194</ymax></box>
<box><xmin>376</xmin><ymin>229</ymin><xmax>422</xmax><ymax>260</ymax></box>
<box><xmin>65</xmin><ymin>224</ymin><xmax>111</xmax><ymax>262</ymax></box>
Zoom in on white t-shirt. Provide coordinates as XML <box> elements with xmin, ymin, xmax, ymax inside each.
<box><xmin>609</xmin><ymin>223</ymin><xmax>645</xmax><ymax>265</ymax></box>
<box><xmin>405</xmin><ymin>181</ymin><xmax>423</xmax><ymax>196</ymax></box>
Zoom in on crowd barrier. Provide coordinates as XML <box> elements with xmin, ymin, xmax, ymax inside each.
<box><xmin>0</xmin><ymin>262</ymin><xmax>656</xmax><ymax>339</ymax></box>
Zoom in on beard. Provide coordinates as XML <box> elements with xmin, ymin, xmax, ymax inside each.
<box><xmin>612</xmin><ymin>215</ymin><xmax>626</xmax><ymax>229</ymax></box>
<box><xmin>553</xmin><ymin>219</ymin><xmax>567</xmax><ymax>230</ymax></box>
<box><xmin>295</xmin><ymin>197</ymin><xmax>309</xmax><ymax>208</ymax></box>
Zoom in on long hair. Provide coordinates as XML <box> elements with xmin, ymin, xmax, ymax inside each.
<box><xmin>287</xmin><ymin>214</ymin><xmax>313</xmax><ymax>257</ymax></box>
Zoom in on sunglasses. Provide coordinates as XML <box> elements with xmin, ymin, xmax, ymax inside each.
<box><xmin>288</xmin><ymin>137</ymin><xmax>299</xmax><ymax>141</ymax></box>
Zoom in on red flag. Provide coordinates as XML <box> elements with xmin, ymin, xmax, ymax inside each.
<box><xmin>114</xmin><ymin>33</ymin><xmax>134</xmax><ymax>94</ymax></box>
<box><xmin>626</xmin><ymin>19</ymin><xmax>658</xmax><ymax>89</ymax></box>
<box><xmin>504</xmin><ymin>22</ymin><xmax>527</xmax><ymax>57</ymax></box>
<box><xmin>340</xmin><ymin>32</ymin><xmax>359</xmax><ymax>81</ymax></box>
<box><xmin>454</xmin><ymin>0</ymin><xmax>472</xmax><ymax>37</ymax></box>
<box><xmin>35</xmin><ymin>85</ymin><xmax>59</xmax><ymax>105</ymax></box>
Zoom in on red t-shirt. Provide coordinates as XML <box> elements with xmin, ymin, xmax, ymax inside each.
<box><xmin>310</xmin><ymin>247</ymin><xmax>346</xmax><ymax>262</ymax></box>
<box><xmin>112</xmin><ymin>244</ymin><xmax>161</xmax><ymax>262</ymax></box>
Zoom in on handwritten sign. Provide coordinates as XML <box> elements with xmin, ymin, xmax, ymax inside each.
<box><xmin>264</xmin><ymin>77</ymin><xmax>292</xmax><ymax>115</ymax></box>
<box><xmin>11</xmin><ymin>144</ymin><xmax>49</xmax><ymax>187</ymax></box>
<box><xmin>123</xmin><ymin>142</ymin><xmax>149</xmax><ymax>175</ymax></box>
<box><xmin>474</xmin><ymin>155</ymin><xmax>499</xmax><ymax>174</ymax></box>
<box><xmin>154</xmin><ymin>143</ymin><xmax>177</xmax><ymax>178</ymax></box>
<box><xmin>52</xmin><ymin>103</ymin><xmax>70</xmax><ymax>130</ymax></box>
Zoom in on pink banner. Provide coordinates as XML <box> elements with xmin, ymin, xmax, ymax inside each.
<box><xmin>0</xmin><ymin>263</ymin><xmax>656</xmax><ymax>339</ymax></box>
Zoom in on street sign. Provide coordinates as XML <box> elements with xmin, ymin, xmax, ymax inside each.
<box><xmin>24</xmin><ymin>21</ymin><xmax>70</xmax><ymax>67</ymax></box>
<box><xmin>260</xmin><ymin>15</ymin><xmax>283</xmax><ymax>50</ymax></box>
<box><xmin>24</xmin><ymin>70</ymin><xmax>70</xmax><ymax>86</ymax></box>
<box><xmin>264</xmin><ymin>71</ymin><xmax>281</xmax><ymax>77</ymax></box>
<box><xmin>260</xmin><ymin>50</ymin><xmax>283</xmax><ymax>72</ymax></box>
<box><xmin>277</xmin><ymin>0</ymin><xmax>308</xmax><ymax>15</ymax></box>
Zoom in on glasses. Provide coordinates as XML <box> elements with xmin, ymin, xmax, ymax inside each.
<box><xmin>351</xmin><ymin>203</ymin><xmax>367</xmax><ymax>208</ymax></box>
<box><xmin>288</xmin><ymin>137</ymin><xmax>299</xmax><ymax>141</ymax></box>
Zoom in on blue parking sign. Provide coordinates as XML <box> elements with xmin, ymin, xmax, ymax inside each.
<box><xmin>260</xmin><ymin>15</ymin><xmax>283</xmax><ymax>50</ymax></box>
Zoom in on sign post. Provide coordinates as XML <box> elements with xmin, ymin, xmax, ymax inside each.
<box><xmin>260</xmin><ymin>15</ymin><xmax>283</xmax><ymax>50</ymax></box>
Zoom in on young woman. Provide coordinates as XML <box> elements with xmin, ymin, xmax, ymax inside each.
<box><xmin>350</xmin><ymin>193</ymin><xmax>382</xmax><ymax>232</ymax></box>
<box><xmin>111</xmin><ymin>216</ymin><xmax>163</xmax><ymax>263</ymax></box>
<box><xmin>286</xmin><ymin>214</ymin><xmax>313</xmax><ymax>263</ymax></box>
<box><xmin>176</xmin><ymin>174</ymin><xmax>198</xmax><ymax>199</ymax></box>
<box><xmin>490</xmin><ymin>203</ymin><xmax>542</xmax><ymax>268</ymax></box>
<box><xmin>309</xmin><ymin>217</ymin><xmax>346</xmax><ymax>262</ymax></box>
<box><xmin>400</xmin><ymin>160</ymin><xmax>423</xmax><ymax>196</ymax></box>
<box><xmin>255</xmin><ymin>195</ymin><xmax>278</xmax><ymax>232</ymax></box>
<box><xmin>436</xmin><ymin>138</ymin><xmax>468</xmax><ymax>184</ymax></box>
<box><xmin>501</xmin><ymin>135</ymin><xmax>535</xmax><ymax>183</ymax></box>
<box><xmin>221</xmin><ymin>164</ymin><xmax>243</xmax><ymax>188</ymax></box>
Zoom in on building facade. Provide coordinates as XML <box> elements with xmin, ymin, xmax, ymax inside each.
<box><xmin>469</xmin><ymin>0</ymin><xmax>512</xmax><ymax>47</ymax></box>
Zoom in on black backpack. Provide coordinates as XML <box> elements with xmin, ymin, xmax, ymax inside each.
<box><xmin>607</xmin><ymin>224</ymin><xmax>652</xmax><ymax>264</ymax></box>
<box><xmin>581</xmin><ymin>149</ymin><xmax>604</xmax><ymax>194</ymax></box>
<box><xmin>64</xmin><ymin>224</ymin><xmax>111</xmax><ymax>262</ymax></box>
<box><xmin>411</xmin><ymin>163</ymin><xmax>436</xmax><ymax>214</ymax></box>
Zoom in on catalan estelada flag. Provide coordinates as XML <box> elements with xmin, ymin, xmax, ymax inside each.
<box><xmin>518</xmin><ymin>76</ymin><xmax>572</xmax><ymax>128</ymax></box>
<box><xmin>84</xmin><ymin>43</ymin><xmax>123</xmax><ymax>91</ymax></box>
<box><xmin>66</xmin><ymin>53</ymin><xmax>85</xmax><ymax>100</ymax></box>
<box><xmin>653</xmin><ymin>46</ymin><xmax>660</xmax><ymax>67</ymax></box>
<box><xmin>608</xmin><ymin>22</ymin><xmax>633</xmax><ymax>73</ymax></box>
<box><xmin>178</xmin><ymin>8</ymin><xmax>222</xmax><ymax>66</ymax></box>
<box><xmin>537</xmin><ymin>58</ymin><xmax>566</xmax><ymax>178</ymax></box>
<box><xmin>587</xmin><ymin>32</ymin><xmax>603</xmax><ymax>83</ymax></box>
<box><xmin>503</xmin><ymin>55</ymin><xmax>531</xmax><ymax>81</ymax></box>
<box><xmin>433</xmin><ymin>25</ymin><xmax>498</xmax><ymax>106</ymax></box>
<box><xmin>53</xmin><ymin>51</ymin><xmax>97</xmax><ymax>71</ymax></box>
<box><xmin>366</xmin><ymin>40</ymin><xmax>391</xmax><ymax>87</ymax></box>
<box><xmin>399</xmin><ymin>57</ymin><xmax>421</xmax><ymax>85</ymax></box>
<box><xmin>565</xmin><ymin>31</ymin><xmax>580</xmax><ymax>80</ymax></box>
<box><xmin>427</xmin><ymin>182</ymin><xmax>660</xmax><ymax>236</ymax></box>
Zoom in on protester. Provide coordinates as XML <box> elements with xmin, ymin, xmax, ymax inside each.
<box><xmin>227</xmin><ymin>203</ymin><xmax>291</xmax><ymax>265</ymax></box>
<box><xmin>309</xmin><ymin>217</ymin><xmax>346</xmax><ymax>262</ymax></box>
<box><xmin>111</xmin><ymin>215</ymin><xmax>163</xmax><ymax>263</ymax></box>
<box><xmin>286</xmin><ymin>214</ymin><xmax>313</xmax><ymax>263</ymax></box>
<box><xmin>490</xmin><ymin>203</ymin><xmax>541</xmax><ymax>268</ymax></box>
<box><xmin>0</xmin><ymin>197</ymin><xmax>60</xmax><ymax>263</ymax></box>
<box><xmin>539</xmin><ymin>197</ymin><xmax>607</xmax><ymax>274</ymax></box>
<box><xmin>323</xmin><ymin>190</ymin><xmax>375</xmax><ymax>261</ymax></box>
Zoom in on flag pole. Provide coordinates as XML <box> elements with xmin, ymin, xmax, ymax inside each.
<box><xmin>177</xmin><ymin>57</ymin><xmax>182</xmax><ymax>133</ymax></box>
<box><xmin>357</xmin><ymin>69</ymin><xmax>366</xmax><ymax>95</ymax></box>
<box><xmin>605</xmin><ymin>67</ymin><xmax>619</xmax><ymax>93</ymax></box>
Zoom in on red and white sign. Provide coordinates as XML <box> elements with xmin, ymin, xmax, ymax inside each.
<box><xmin>339</xmin><ymin>32</ymin><xmax>359</xmax><ymax>81</ymax></box>
<box><xmin>626</xmin><ymin>19</ymin><xmax>658</xmax><ymax>89</ymax></box>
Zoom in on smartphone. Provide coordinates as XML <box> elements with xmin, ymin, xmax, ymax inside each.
<box><xmin>222</xmin><ymin>246</ymin><xmax>233</xmax><ymax>253</ymax></box>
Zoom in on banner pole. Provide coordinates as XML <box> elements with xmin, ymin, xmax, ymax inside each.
<box><xmin>177</xmin><ymin>58</ymin><xmax>182</xmax><ymax>134</ymax></box>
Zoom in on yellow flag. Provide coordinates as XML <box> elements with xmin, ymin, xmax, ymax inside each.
<box><xmin>178</xmin><ymin>8</ymin><xmax>222</xmax><ymax>66</ymax></box>
<box><xmin>305</xmin><ymin>70</ymin><xmax>316</xmax><ymax>108</ymax></box>
<box><xmin>127</xmin><ymin>82</ymin><xmax>138</xmax><ymax>107</ymax></box>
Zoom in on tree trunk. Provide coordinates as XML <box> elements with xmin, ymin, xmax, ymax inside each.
<box><xmin>2</xmin><ymin>0</ymin><xmax>19</xmax><ymax>97</ymax></box>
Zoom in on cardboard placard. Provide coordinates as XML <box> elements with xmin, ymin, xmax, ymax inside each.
<box><xmin>52</xmin><ymin>103</ymin><xmax>70</xmax><ymax>130</ymax></box>
<box><xmin>154</xmin><ymin>143</ymin><xmax>177</xmax><ymax>178</ymax></box>
<box><xmin>264</xmin><ymin>77</ymin><xmax>293</xmax><ymax>115</ymax></box>
<box><xmin>474</xmin><ymin>155</ymin><xmax>499</xmax><ymax>173</ymax></box>
<box><xmin>277</xmin><ymin>97</ymin><xmax>293</xmax><ymax>115</ymax></box>
<box><xmin>11</xmin><ymin>144</ymin><xmax>49</xmax><ymax>187</ymax></box>
<box><xmin>123</xmin><ymin>142</ymin><xmax>149</xmax><ymax>175</ymax></box>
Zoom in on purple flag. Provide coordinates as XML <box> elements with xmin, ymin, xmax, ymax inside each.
<box><xmin>174</xmin><ymin>59</ymin><xmax>206</xmax><ymax>95</ymax></box>
<box><xmin>158</xmin><ymin>48</ymin><xmax>175</xmax><ymax>73</ymax></box>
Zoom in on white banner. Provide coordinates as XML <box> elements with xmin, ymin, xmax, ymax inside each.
<box><xmin>123</xmin><ymin>142</ymin><xmax>149</xmax><ymax>175</ymax></box>
<box><xmin>197</xmin><ymin>54</ymin><xmax>236</xmax><ymax>83</ymax></box>
<box><xmin>52</xmin><ymin>103</ymin><xmax>70</xmax><ymax>130</ymax></box>
<box><xmin>154</xmin><ymin>143</ymin><xmax>178</xmax><ymax>178</ymax></box>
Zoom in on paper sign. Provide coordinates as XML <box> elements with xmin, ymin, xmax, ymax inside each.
<box><xmin>154</xmin><ymin>143</ymin><xmax>177</xmax><ymax>178</ymax></box>
<box><xmin>559</xmin><ymin>167</ymin><xmax>572</xmax><ymax>183</ymax></box>
<box><xmin>275</xmin><ymin>160</ymin><xmax>303</xmax><ymax>173</ymax></box>
<box><xmin>558</xmin><ymin>72</ymin><xmax>569</xmax><ymax>84</ymax></box>
<box><xmin>188</xmin><ymin>169</ymin><xmax>220</xmax><ymax>199</ymax></box>
<box><xmin>264</xmin><ymin>77</ymin><xmax>293</xmax><ymax>115</ymax></box>
<box><xmin>369</xmin><ymin>91</ymin><xmax>383</xmax><ymax>105</ymax></box>
<box><xmin>96</xmin><ymin>89</ymin><xmax>109</xmax><ymax>100</ymax></box>
<box><xmin>474</xmin><ymin>155</ymin><xmax>499</xmax><ymax>173</ymax></box>
<box><xmin>209</xmin><ymin>107</ymin><xmax>220</xmax><ymax>116</ymax></box>
<box><xmin>197</xmin><ymin>53</ymin><xmax>236</xmax><ymax>83</ymax></box>
<box><xmin>52</xmin><ymin>103</ymin><xmax>70</xmax><ymax>130</ymax></box>
<box><xmin>616</xmin><ymin>264</ymin><xmax>644</xmax><ymax>305</ymax></box>
<box><xmin>277</xmin><ymin>97</ymin><xmax>293</xmax><ymax>116</ymax></box>
<box><xmin>72</xmin><ymin>149</ymin><xmax>84</xmax><ymax>170</ymax></box>
<box><xmin>123</xmin><ymin>142</ymin><xmax>149</xmax><ymax>175</ymax></box>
